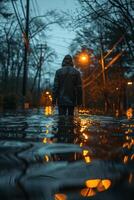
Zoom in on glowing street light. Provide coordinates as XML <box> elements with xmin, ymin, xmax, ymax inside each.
<box><xmin>79</xmin><ymin>53</ymin><xmax>90</xmax><ymax>64</ymax></box>
<box><xmin>45</xmin><ymin>91</ymin><xmax>50</xmax><ymax>95</ymax></box>
<box><xmin>127</xmin><ymin>81</ymin><xmax>133</xmax><ymax>85</ymax></box>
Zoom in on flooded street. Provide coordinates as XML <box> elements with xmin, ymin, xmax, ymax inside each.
<box><xmin>0</xmin><ymin>109</ymin><xmax>134</xmax><ymax>200</ymax></box>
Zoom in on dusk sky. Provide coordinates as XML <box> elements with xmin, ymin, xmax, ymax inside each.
<box><xmin>37</xmin><ymin>0</ymin><xmax>78</xmax><ymax>71</ymax></box>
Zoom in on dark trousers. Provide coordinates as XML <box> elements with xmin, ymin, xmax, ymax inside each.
<box><xmin>58</xmin><ymin>106</ymin><xmax>74</xmax><ymax>116</ymax></box>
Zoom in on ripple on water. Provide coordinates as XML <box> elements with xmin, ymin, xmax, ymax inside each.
<box><xmin>0</xmin><ymin>111</ymin><xmax>134</xmax><ymax>199</ymax></box>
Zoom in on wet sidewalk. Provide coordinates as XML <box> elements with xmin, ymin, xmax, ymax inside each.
<box><xmin>0</xmin><ymin>109</ymin><xmax>134</xmax><ymax>200</ymax></box>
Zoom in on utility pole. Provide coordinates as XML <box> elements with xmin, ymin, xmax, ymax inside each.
<box><xmin>100</xmin><ymin>33</ymin><xmax>107</xmax><ymax>113</ymax></box>
<box><xmin>100</xmin><ymin>43</ymin><xmax>106</xmax><ymax>87</ymax></box>
<box><xmin>38</xmin><ymin>44</ymin><xmax>43</xmax><ymax>98</ymax></box>
<box><xmin>37</xmin><ymin>44</ymin><xmax>47</xmax><ymax>105</ymax></box>
<box><xmin>22</xmin><ymin>0</ymin><xmax>30</xmax><ymax>98</ymax></box>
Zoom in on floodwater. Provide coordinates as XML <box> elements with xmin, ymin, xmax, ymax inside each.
<box><xmin>0</xmin><ymin>108</ymin><xmax>134</xmax><ymax>200</ymax></box>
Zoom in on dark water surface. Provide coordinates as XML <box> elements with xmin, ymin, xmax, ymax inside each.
<box><xmin>0</xmin><ymin>109</ymin><xmax>134</xmax><ymax>200</ymax></box>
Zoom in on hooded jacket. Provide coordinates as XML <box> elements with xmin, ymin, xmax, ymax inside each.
<box><xmin>52</xmin><ymin>65</ymin><xmax>83</xmax><ymax>106</ymax></box>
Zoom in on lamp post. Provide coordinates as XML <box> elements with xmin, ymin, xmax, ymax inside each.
<box><xmin>78</xmin><ymin>52</ymin><xmax>90</xmax><ymax>107</ymax></box>
<box><xmin>99</xmin><ymin>34</ymin><xmax>107</xmax><ymax>113</ymax></box>
<box><xmin>22</xmin><ymin>0</ymin><xmax>30</xmax><ymax>98</ymax></box>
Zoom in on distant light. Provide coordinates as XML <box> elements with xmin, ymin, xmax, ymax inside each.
<box><xmin>127</xmin><ymin>81</ymin><xmax>133</xmax><ymax>85</ymax></box>
<box><xmin>126</xmin><ymin>108</ymin><xmax>133</xmax><ymax>120</ymax></box>
<box><xmin>24</xmin><ymin>103</ymin><xmax>29</xmax><ymax>109</ymax></box>
<box><xmin>46</xmin><ymin>91</ymin><xmax>49</xmax><ymax>95</ymax></box>
<box><xmin>83</xmin><ymin>150</ymin><xmax>89</xmax><ymax>156</ymax></box>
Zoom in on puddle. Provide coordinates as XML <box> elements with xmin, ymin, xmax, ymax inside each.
<box><xmin>0</xmin><ymin>109</ymin><xmax>134</xmax><ymax>199</ymax></box>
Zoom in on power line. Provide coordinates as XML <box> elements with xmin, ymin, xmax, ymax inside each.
<box><xmin>17</xmin><ymin>0</ymin><xmax>40</xmax><ymax>65</ymax></box>
<box><xmin>83</xmin><ymin>51</ymin><xmax>123</xmax><ymax>89</ymax></box>
<box><xmin>31</xmin><ymin>0</ymin><xmax>38</xmax><ymax>17</ymax></box>
<box><xmin>83</xmin><ymin>34</ymin><xmax>125</xmax><ymax>85</ymax></box>
<box><xmin>12</xmin><ymin>0</ymin><xmax>68</xmax><ymax>81</ymax></box>
<box><xmin>35</xmin><ymin>0</ymin><xmax>40</xmax><ymax>16</ymax></box>
<box><xmin>31</xmin><ymin>0</ymin><xmax>42</xmax><ymax>39</ymax></box>
<box><xmin>20</xmin><ymin>0</ymin><xmax>26</xmax><ymax>19</ymax></box>
<box><xmin>19</xmin><ymin>0</ymin><xmax>43</xmax><ymax>64</ymax></box>
<box><xmin>14</xmin><ymin>0</ymin><xmax>24</xmax><ymax>23</ymax></box>
<box><xmin>12</xmin><ymin>0</ymin><xmax>35</xmax><ymax>66</ymax></box>
<box><xmin>104</xmin><ymin>35</ymin><xmax>125</xmax><ymax>59</ymax></box>
<box><xmin>11</xmin><ymin>0</ymin><xmax>55</xmax><ymax>94</ymax></box>
<box><xmin>11</xmin><ymin>0</ymin><xmax>24</xmax><ymax>33</ymax></box>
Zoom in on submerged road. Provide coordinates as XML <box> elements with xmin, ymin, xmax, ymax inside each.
<box><xmin>0</xmin><ymin>108</ymin><xmax>134</xmax><ymax>200</ymax></box>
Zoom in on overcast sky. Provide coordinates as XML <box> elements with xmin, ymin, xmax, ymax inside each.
<box><xmin>36</xmin><ymin>0</ymin><xmax>78</xmax><ymax>72</ymax></box>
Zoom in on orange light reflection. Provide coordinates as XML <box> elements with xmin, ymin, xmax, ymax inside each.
<box><xmin>86</xmin><ymin>179</ymin><xmax>100</xmax><ymax>188</ymax></box>
<box><xmin>44</xmin><ymin>106</ymin><xmax>52</xmax><ymax>116</ymax></box>
<box><xmin>54</xmin><ymin>193</ymin><xmax>67</xmax><ymax>200</ymax></box>
<box><xmin>80</xmin><ymin>188</ymin><xmax>96</xmax><ymax>197</ymax></box>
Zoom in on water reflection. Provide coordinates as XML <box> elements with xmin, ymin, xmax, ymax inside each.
<box><xmin>54</xmin><ymin>193</ymin><xmax>67</xmax><ymax>200</ymax></box>
<box><xmin>82</xmin><ymin>149</ymin><xmax>91</xmax><ymax>163</ymax></box>
<box><xmin>41</xmin><ymin>115</ymin><xmax>134</xmax><ymax>199</ymax></box>
<box><xmin>56</xmin><ymin>116</ymin><xmax>75</xmax><ymax>142</ymax></box>
<box><xmin>80</xmin><ymin>179</ymin><xmax>111</xmax><ymax>197</ymax></box>
<box><xmin>122</xmin><ymin>121</ymin><xmax>134</xmax><ymax>166</ymax></box>
<box><xmin>128</xmin><ymin>173</ymin><xmax>133</xmax><ymax>184</ymax></box>
<box><xmin>44</xmin><ymin>106</ymin><xmax>53</xmax><ymax>116</ymax></box>
<box><xmin>126</xmin><ymin>108</ymin><xmax>133</xmax><ymax>120</ymax></box>
<box><xmin>86</xmin><ymin>179</ymin><xmax>111</xmax><ymax>190</ymax></box>
<box><xmin>41</xmin><ymin>115</ymin><xmax>128</xmax><ymax>163</ymax></box>
<box><xmin>1</xmin><ymin>110</ymin><xmax>134</xmax><ymax>199</ymax></box>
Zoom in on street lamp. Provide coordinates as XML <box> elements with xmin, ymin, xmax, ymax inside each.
<box><xmin>45</xmin><ymin>91</ymin><xmax>50</xmax><ymax>95</ymax></box>
<box><xmin>127</xmin><ymin>81</ymin><xmax>133</xmax><ymax>85</ymax></box>
<box><xmin>77</xmin><ymin>52</ymin><xmax>90</xmax><ymax>107</ymax></box>
<box><xmin>78</xmin><ymin>53</ymin><xmax>90</xmax><ymax>65</ymax></box>
<box><xmin>74</xmin><ymin>48</ymin><xmax>92</xmax><ymax>107</ymax></box>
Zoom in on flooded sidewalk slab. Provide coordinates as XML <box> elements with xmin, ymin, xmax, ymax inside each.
<box><xmin>0</xmin><ymin>110</ymin><xmax>134</xmax><ymax>199</ymax></box>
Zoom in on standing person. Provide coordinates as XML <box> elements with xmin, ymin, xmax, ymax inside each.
<box><xmin>52</xmin><ymin>54</ymin><xmax>83</xmax><ymax>116</ymax></box>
